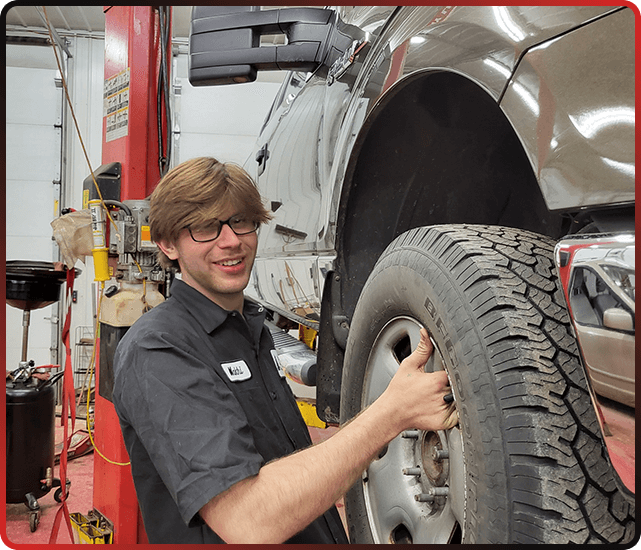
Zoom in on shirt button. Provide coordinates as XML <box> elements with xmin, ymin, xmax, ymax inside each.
<box><xmin>270</xmin><ymin>391</ymin><xmax>277</xmax><ymax>400</ymax></box>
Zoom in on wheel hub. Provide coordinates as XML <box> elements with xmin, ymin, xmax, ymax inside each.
<box><xmin>361</xmin><ymin>316</ymin><xmax>465</xmax><ymax>543</ymax></box>
<box><xmin>421</xmin><ymin>430</ymin><xmax>449</xmax><ymax>486</ymax></box>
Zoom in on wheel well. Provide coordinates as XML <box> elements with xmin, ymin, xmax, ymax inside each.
<box><xmin>336</xmin><ymin>70</ymin><xmax>566</xmax><ymax>320</ymax></box>
<box><xmin>316</xmin><ymin>69</ymin><xmax>633</xmax><ymax>423</ymax></box>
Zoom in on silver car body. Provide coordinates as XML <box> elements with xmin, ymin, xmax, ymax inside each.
<box><xmin>245</xmin><ymin>6</ymin><xmax>635</xmax><ymax>326</ymax></box>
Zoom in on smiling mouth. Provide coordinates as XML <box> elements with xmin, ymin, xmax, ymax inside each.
<box><xmin>216</xmin><ymin>259</ymin><xmax>243</xmax><ymax>267</ymax></box>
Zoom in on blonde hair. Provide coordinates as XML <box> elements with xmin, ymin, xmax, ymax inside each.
<box><xmin>149</xmin><ymin>157</ymin><xmax>272</xmax><ymax>270</ymax></box>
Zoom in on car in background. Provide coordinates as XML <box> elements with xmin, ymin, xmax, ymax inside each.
<box><xmin>556</xmin><ymin>235</ymin><xmax>635</xmax><ymax>408</ymax></box>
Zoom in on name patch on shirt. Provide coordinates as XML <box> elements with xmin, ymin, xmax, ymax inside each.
<box><xmin>221</xmin><ymin>360</ymin><xmax>252</xmax><ymax>382</ymax></box>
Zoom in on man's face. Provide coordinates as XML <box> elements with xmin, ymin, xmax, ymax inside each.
<box><xmin>158</xmin><ymin>205</ymin><xmax>258</xmax><ymax>312</ymax></box>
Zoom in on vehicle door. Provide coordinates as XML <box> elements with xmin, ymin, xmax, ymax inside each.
<box><xmin>248</xmin><ymin>7</ymin><xmax>397</xmax><ymax>324</ymax></box>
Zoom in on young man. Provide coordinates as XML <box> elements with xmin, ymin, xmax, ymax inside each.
<box><xmin>112</xmin><ymin>157</ymin><xmax>458</xmax><ymax>544</ymax></box>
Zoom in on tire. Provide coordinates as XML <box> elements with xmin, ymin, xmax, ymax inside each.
<box><xmin>29</xmin><ymin>511</ymin><xmax>39</xmax><ymax>533</ymax></box>
<box><xmin>340</xmin><ymin>225</ymin><xmax>635</xmax><ymax>544</ymax></box>
<box><xmin>54</xmin><ymin>480</ymin><xmax>70</xmax><ymax>503</ymax></box>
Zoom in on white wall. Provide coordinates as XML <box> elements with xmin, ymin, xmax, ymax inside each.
<box><xmin>6</xmin><ymin>34</ymin><xmax>286</xmax><ymax>381</ymax></box>
<box><xmin>173</xmin><ymin>52</ymin><xmax>286</xmax><ymax>167</ymax></box>
<box><xmin>63</xmin><ymin>35</ymin><xmax>109</xmax><ymax>371</ymax></box>
<box><xmin>6</xmin><ymin>61</ymin><xmax>63</xmax><ymax>370</ymax></box>
<box><xmin>6</xmin><ymin>37</ymin><xmax>105</xmax><ymax>376</ymax></box>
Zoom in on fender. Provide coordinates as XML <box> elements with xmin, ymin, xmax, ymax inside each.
<box><xmin>328</xmin><ymin>5</ymin><xmax>633</xmax><ymax>319</ymax></box>
<box><xmin>317</xmin><ymin>6</ymin><xmax>634</xmax><ymax>421</ymax></box>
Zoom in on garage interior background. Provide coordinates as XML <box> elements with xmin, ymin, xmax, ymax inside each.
<box><xmin>4</xmin><ymin>4</ymin><xmax>636</xmax><ymax>546</ymax></box>
<box><xmin>5</xmin><ymin>6</ymin><xmax>288</xmax><ymax>378</ymax></box>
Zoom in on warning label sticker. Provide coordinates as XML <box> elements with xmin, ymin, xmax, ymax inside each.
<box><xmin>104</xmin><ymin>68</ymin><xmax>130</xmax><ymax>142</ymax></box>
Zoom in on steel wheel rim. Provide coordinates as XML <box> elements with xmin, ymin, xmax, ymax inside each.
<box><xmin>361</xmin><ymin>316</ymin><xmax>466</xmax><ymax>544</ymax></box>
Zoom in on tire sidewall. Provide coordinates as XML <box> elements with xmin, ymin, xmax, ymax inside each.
<box><xmin>341</xmin><ymin>249</ymin><xmax>508</xmax><ymax>544</ymax></box>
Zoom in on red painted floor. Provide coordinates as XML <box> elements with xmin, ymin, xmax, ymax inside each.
<box><xmin>4</xmin><ymin>399</ymin><xmax>634</xmax><ymax>546</ymax></box>
<box><xmin>599</xmin><ymin>397</ymin><xmax>636</xmax><ymax>493</ymax></box>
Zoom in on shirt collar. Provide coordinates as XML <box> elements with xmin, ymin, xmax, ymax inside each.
<box><xmin>168</xmin><ymin>278</ymin><xmax>266</xmax><ymax>338</ymax></box>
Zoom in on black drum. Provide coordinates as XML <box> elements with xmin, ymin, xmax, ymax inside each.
<box><xmin>6</xmin><ymin>260</ymin><xmax>68</xmax><ymax>311</ymax></box>
<box><xmin>5</xmin><ymin>260</ymin><xmax>74</xmax><ymax>531</ymax></box>
<box><xmin>6</xmin><ymin>379</ymin><xmax>56</xmax><ymax>504</ymax></box>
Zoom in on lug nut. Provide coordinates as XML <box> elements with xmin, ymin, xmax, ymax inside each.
<box><xmin>431</xmin><ymin>448</ymin><xmax>449</xmax><ymax>461</ymax></box>
<box><xmin>415</xmin><ymin>493</ymin><xmax>435</xmax><ymax>502</ymax></box>
<box><xmin>402</xmin><ymin>430</ymin><xmax>420</xmax><ymax>439</ymax></box>
<box><xmin>402</xmin><ymin>467</ymin><xmax>422</xmax><ymax>476</ymax></box>
<box><xmin>428</xmin><ymin>487</ymin><xmax>449</xmax><ymax>496</ymax></box>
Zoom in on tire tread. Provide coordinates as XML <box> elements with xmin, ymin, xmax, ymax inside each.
<box><xmin>342</xmin><ymin>224</ymin><xmax>635</xmax><ymax>544</ymax></box>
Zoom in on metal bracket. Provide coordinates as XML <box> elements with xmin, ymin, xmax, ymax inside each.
<box><xmin>35</xmin><ymin>7</ymin><xmax>73</xmax><ymax>59</ymax></box>
<box><xmin>331</xmin><ymin>314</ymin><xmax>350</xmax><ymax>349</ymax></box>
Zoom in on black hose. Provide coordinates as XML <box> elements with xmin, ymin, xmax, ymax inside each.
<box><xmin>163</xmin><ymin>7</ymin><xmax>172</xmax><ymax>169</ymax></box>
<box><xmin>157</xmin><ymin>6</ymin><xmax>172</xmax><ymax>177</ymax></box>
<box><xmin>103</xmin><ymin>199</ymin><xmax>132</xmax><ymax>217</ymax></box>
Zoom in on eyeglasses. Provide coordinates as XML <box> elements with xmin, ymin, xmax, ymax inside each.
<box><xmin>187</xmin><ymin>215</ymin><xmax>259</xmax><ymax>242</ymax></box>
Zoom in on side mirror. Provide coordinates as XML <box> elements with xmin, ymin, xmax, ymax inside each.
<box><xmin>189</xmin><ymin>6</ymin><xmax>334</xmax><ymax>86</ymax></box>
<box><xmin>603</xmin><ymin>308</ymin><xmax>634</xmax><ymax>332</ymax></box>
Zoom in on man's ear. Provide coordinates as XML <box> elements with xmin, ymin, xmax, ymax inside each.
<box><xmin>156</xmin><ymin>239</ymin><xmax>179</xmax><ymax>261</ymax></box>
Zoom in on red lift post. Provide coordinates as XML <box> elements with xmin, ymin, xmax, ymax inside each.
<box><xmin>92</xmin><ymin>6</ymin><xmax>170</xmax><ymax>543</ymax></box>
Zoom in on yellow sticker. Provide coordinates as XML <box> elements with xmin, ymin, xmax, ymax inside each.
<box><xmin>83</xmin><ymin>189</ymin><xmax>89</xmax><ymax>210</ymax></box>
<box><xmin>141</xmin><ymin>225</ymin><xmax>151</xmax><ymax>242</ymax></box>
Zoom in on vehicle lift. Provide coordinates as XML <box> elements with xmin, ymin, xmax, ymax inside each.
<box><xmin>77</xmin><ymin>6</ymin><xmax>172</xmax><ymax>544</ymax></box>
<box><xmin>78</xmin><ymin>7</ymin><xmax>323</xmax><ymax>543</ymax></box>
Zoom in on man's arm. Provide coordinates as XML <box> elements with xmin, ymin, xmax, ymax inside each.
<box><xmin>199</xmin><ymin>328</ymin><xmax>458</xmax><ymax>544</ymax></box>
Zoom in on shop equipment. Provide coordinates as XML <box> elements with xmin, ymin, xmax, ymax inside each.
<box><xmin>5</xmin><ymin>261</ymin><xmax>70</xmax><ymax>532</ymax></box>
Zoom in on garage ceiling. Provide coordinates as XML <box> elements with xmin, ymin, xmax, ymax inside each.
<box><xmin>6</xmin><ymin>6</ymin><xmax>195</xmax><ymax>39</ymax></box>
<box><xmin>5</xmin><ymin>6</ymin><xmax>292</xmax><ymax>39</ymax></box>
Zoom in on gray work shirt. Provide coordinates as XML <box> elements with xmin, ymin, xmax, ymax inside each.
<box><xmin>112</xmin><ymin>279</ymin><xmax>348</xmax><ymax>544</ymax></box>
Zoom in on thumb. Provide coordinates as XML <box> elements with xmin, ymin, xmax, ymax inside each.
<box><xmin>441</xmin><ymin>406</ymin><xmax>459</xmax><ymax>430</ymax></box>
<box><xmin>403</xmin><ymin>328</ymin><xmax>433</xmax><ymax>371</ymax></box>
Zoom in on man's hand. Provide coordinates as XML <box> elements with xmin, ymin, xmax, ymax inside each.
<box><xmin>382</xmin><ymin>328</ymin><xmax>458</xmax><ymax>433</ymax></box>
<box><xmin>200</xmin><ymin>327</ymin><xmax>458</xmax><ymax>544</ymax></box>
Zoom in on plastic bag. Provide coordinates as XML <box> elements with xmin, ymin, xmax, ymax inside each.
<box><xmin>51</xmin><ymin>210</ymin><xmax>94</xmax><ymax>269</ymax></box>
